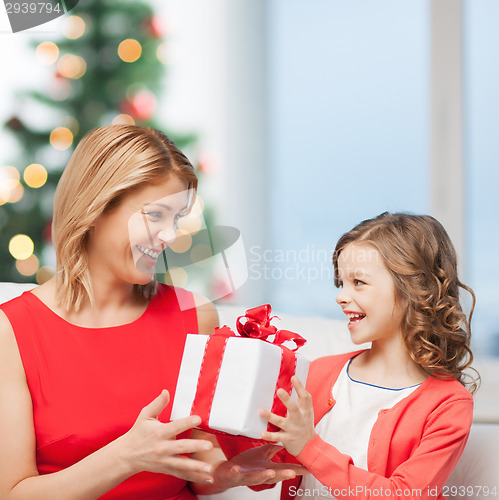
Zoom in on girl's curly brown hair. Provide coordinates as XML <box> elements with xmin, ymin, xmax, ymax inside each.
<box><xmin>333</xmin><ymin>212</ymin><xmax>480</xmax><ymax>394</ymax></box>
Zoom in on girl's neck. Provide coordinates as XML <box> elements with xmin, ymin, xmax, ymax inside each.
<box><xmin>351</xmin><ymin>338</ymin><xmax>429</xmax><ymax>389</ymax></box>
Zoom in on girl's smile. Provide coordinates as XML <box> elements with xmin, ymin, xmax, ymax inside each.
<box><xmin>335</xmin><ymin>242</ymin><xmax>404</xmax><ymax>345</ymax></box>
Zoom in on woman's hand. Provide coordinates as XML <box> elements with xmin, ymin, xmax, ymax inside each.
<box><xmin>119</xmin><ymin>390</ymin><xmax>215</xmax><ymax>483</ymax></box>
<box><xmin>260</xmin><ymin>376</ymin><xmax>316</xmax><ymax>457</ymax></box>
<box><xmin>211</xmin><ymin>443</ymin><xmax>308</xmax><ymax>491</ymax></box>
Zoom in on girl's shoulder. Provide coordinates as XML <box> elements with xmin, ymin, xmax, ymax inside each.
<box><xmin>422</xmin><ymin>375</ymin><xmax>474</xmax><ymax>405</ymax></box>
<box><xmin>306</xmin><ymin>350</ymin><xmax>365</xmax><ymax>393</ymax></box>
<box><xmin>309</xmin><ymin>350</ymin><xmax>365</xmax><ymax>374</ymax></box>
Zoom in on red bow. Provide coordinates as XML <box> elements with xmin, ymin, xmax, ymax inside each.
<box><xmin>215</xmin><ymin>304</ymin><xmax>306</xmax><ymax>352</ymax></box>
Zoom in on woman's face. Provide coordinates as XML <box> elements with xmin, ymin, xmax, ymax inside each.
<box><xmin>88</xmin><ymin>174</ymin><xmax>191</xmax><ymax>286</ymax></box>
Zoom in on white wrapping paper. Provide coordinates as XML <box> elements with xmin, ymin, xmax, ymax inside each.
<box><xmin>170</xmin><ymin>334</ymin><xmax>310</xmax><ymax>439</ymax></box>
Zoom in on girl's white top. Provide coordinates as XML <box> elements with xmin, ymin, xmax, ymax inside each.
<box><xmin>298</xmin><ymin>359</ymin><xmax>420</xmax><ymax>498</ymax></box>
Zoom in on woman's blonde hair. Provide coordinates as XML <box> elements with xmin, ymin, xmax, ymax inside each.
<box><xmin>333</xmin><ymin>212</ymin><xmax>480</xmax><ymax>393</ymax></box>
<box><xmin>52</xmin><ymin>125</ymin><xmax>197</xmax><ymax>312</ymax></box>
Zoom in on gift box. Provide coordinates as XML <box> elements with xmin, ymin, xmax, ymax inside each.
<box><xmin>170</xmin><ymin>305</ymin><xmax>310</xmax><ymax>440</ymax></box>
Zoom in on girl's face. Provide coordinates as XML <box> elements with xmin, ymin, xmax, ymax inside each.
<box><xmin>88</xmin><ymin>174</ymin><xmax>191</xmax><ymax>286</ymax></box>
<box><xmin>335</xmin><ymin>242</ymin><xmax>404</xmax><ymax>346</ymax></box>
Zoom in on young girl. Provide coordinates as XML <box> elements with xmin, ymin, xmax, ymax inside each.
<box><xmin>260</xmin><ymin>212</ymin><xmax>479</xmax><ymax>499</ymax></box>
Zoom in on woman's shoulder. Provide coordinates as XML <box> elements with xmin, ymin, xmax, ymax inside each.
<box><xmin>153</xmin><ymin>285</ymin><xmax>219</xmax><ymax>335</ymax></box>
<box><xmin>0</xmin><ymin>308</ymin><xmax>25</xmax><ymax>377</ymax></box>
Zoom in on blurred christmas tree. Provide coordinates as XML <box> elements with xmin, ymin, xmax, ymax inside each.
<box><xmin>0</xmin><ymin>0</ymin><xmax>205</xmax><ymax>284</ymax></box>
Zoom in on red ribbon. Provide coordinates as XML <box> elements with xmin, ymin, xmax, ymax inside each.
<box><xmin>190</xmin><ymin>305</ymin><xmax>306</xmax><ymax>435</ymax></box>
<box><xmin>236</xmin><ymin>304</ymin><xmax>306</xmax><ymax>352</ymax></box>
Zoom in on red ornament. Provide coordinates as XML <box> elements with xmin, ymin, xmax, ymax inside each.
<box><xmin>43</xmin><ymin>219</ymin><xmax>53</xmax><ymax>243</ymax></box>
<box><xmin>120</xmin><ymin>91</ymin><xmax>156</xmax><ymax>122</ymax></box>
<box><xmin>143</xmin><ymin>16</ymin><xmax>163</xmax><ymax>38</ymax></box>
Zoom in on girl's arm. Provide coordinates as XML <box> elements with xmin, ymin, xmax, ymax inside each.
<box><xmin>0</xmin><ymin>312</ymin><xmax>215</xmax><ymax>500</ymax></box>
<box><xmin>261</xmin><ymin>376</ymin><xmax>473</xmax><ymax>500</ymax></box>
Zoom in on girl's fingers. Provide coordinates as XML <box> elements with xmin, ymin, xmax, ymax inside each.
<box><xmin>292</xmin><ymin>376</ymin><xmax>311</xmax><ymax>400</ymax></box>
<box><xmin>261</xmin><ymin>443</ymin><xmax>285</xmax><ymax>460</ymax></box>
<box><xmin>261</xmin><ymin>430</ymin><xmax>282</xmax><ymax>442</ymax></box>
<box><xmin>260</xmin><ymin>409</ymin><xmax>286</xmax><ymax>430</ymax></box>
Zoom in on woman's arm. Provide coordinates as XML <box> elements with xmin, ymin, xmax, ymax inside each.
<box><xmin>0</xmin><ymin>311</ymin><xmax>215</xmax><ymax>500</ymax></box>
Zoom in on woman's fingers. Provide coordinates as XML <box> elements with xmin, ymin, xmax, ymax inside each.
<box><xmin>139</xmin><ymin>390</ymin><xmax>170</xmax><ymax>419</ymax></box>
<box><xmin>162</xmin><ymin>415</ymin><xmax>202</xmax><ymax>439</ymax></box>
<box><xmin>160</xmin><ymin>455</ymin><xmax>214</xmax><ymax>482</ymax></box>
<box><xmin>167</xmin><ymin>437</ymin><xmax>213</xmax><ymax>455</ymax></box>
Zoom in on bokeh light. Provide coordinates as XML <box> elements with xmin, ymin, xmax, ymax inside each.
<box><xmin>23</xmin><ymin>163</ymin><xmax>48</xmax><ymax>189</ymax></box>
<box><xmin>36</xmin><ymin>266</ymin><xmax>55</xmax><ymax>285</ymax></box>
<box><xmin>49</xmin><ymin>79</ymin><xmax>72</xmax><ymax>101</ymax></box>
<box><xmin>7</xmin><ymin>183</ymin><xmax>24</xmax><ymax>203</ymax></box>
<box><xmin>169</xmin><ymin>230</ymin><xmax>192</xmax><ymax>253</ymax></box>
<box><xmin>50</xmin><ymin>127</ymin><xmax>73</xmax><ymax>150</ymax></box>
<box><xmin>112</xmin><ymin>114</ymin><xmax>135</xmax><ymax>125</ymax></box>
<box><xmin>1</xmin><ymin>165</ymin><xmax>20</xmax><ymax>188</ymax></box>
<box><xmin>9</xmin><ymin>234</ymin><xmax>34</xmax><ymax>260</ymax></box>
<box><xmin>156</xmin><ymin>42</ymin><xmax>169</xmax><ymax>64</ymax></box>
<box><xmin>0</xmin><ymin>166</ymin><xmax>22</xmax><ymax>204</ymax></box>
<box><xmin>118</xmin><ymin>39</ymin><xmax>142</xmax><ymax>63</ymax></box>
<box><xmin>164</xmin><ymin>267</ymin><xmax>188</xmax><ymax>287</ymax></box>
<box><xmin>16</xmin><ymin>254</ymin><xmax>40</xmax><ymax>276</ymax></box>
<box><xmin>177</xmin><ymin>215</ymin><xmax>203</xmax><ymax>234</ymax></box>
<box><xmin>61</xmin><ymin>116</ymin><xmax>80</xmax><ymax>135</ymax></box>
<box><xmin>36</xmin><ymin>41</ymin><xmax>59</xmax><ymax>65</ymax></box>
<box><xmin>62</xmin><ymin>15</ymin><xmax>86</xmax><ymax>39</ymax></box>
<box><xmin>189</xmin><ymin>196</ymin><xmax>205</xmax><ymax>217</ymax></box>
<box><xmin>57</xmin><ymin>54</ymin><xmax>87</xmax><ymax>79</ymax></box>
<box><xmin>131</xmin><ymin>90</ymin><xmax>156</xmax><ymax>121</ymax></box>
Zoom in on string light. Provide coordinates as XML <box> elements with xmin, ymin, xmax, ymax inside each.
<box><xmin>36</xmin><ymin>41</ymin><xmax>59</xmax><ymax>65</ymax></box>
<box><xmin>57</xmin><ymin>54</ymin><xmax>87</xmax><ymax>79</ymax></box>
<box><xmin>62</xmin><ymin>15</ymin><xmax>86</xmax><ymax>39</ymax></box>
<box><xmin>50</xmin><ymin>127</ymin><xmax>73</xmax><ymax>150</ymax></box>
<box><xmin>112</xmin><ymin>114</ymin><xmax>135</xmax><ymax>125</ymax></box>
<box><xmin>9</xmin><ymin>234</ymin><xmax>34</xmax><ymax>260</ymax></box>
<box><xmin>118</xmin><ymin>39</ymin><xmax>142</xmax><ymax>63</ymax></box>
<box><xmin>23</xmin><ymin>163</ymin><xmax>48</xmax><ymax>189</ymax></box>
<box><xmin>16</xmin><ymin>254</ymin><xmax>40</xmax><ymax>276</ymax></box>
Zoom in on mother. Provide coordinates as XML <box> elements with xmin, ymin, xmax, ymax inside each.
<box><xmin>0</xmin><ymin>125</ymin><xmax>299</xmax><ymax>499</ymax></box>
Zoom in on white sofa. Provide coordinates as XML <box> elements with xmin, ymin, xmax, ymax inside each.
<box><xmin>1</xmin><ymin>284</ymin><xmax>498</xmax><ymax>500</ymax></box>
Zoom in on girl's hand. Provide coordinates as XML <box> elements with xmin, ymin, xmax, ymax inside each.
<box><xmin>260</xmin><ymin>376</ymin><xmax>316</xmax><ymax>457</ymax></box>
<box><xmin>213</xmin><ymin>443</ymin><xmax>308</xmax><ymax>489</ymax></box>
<box><xmin>119</xmin><ymin>390</ymin><xmax>215</xmax><ymax>483</ymax></box>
